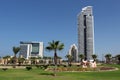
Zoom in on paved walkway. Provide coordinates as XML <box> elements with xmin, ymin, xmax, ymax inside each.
<box><xmin>0</xmin><ymin>66</ymin><xmax>26</xmax><ymax>69</ymax></box>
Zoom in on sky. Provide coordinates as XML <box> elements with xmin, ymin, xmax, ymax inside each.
<box><xmin>0</xmin><ymin>0</ymin><xmax>120</xmax><ymax>60</ymax></box>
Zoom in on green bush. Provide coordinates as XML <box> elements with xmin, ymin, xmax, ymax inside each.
<box><xmin>2</xmin><ymin>68</ymin><xmax>8</xmax><ymax>71</ymax></box>
<box><xmin>43</xmin><ymin>65</ymin><xmax>48</xmax><ymax>69</ymax></box>
<box><xmin>26</xmin><ymin>66</ymin><xmax>32</xmax><ymax>70</ymax></box>
<box><xmin>36</xmin><ymin>65</ymin><xmax>40</xmax><ymax>68</ymax></box>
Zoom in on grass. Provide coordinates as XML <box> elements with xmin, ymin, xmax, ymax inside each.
<box><xmin>0</xmin><ymin>64</ymin><xmax>120</xmax><ymax>80</ymax></box>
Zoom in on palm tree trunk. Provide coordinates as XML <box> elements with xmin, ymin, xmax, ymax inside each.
<box><xmin>69</xmin><ymin>60</ymin><xmax>72</xmax><ymax>66</ymax></box>
<box><xmin>118</xmin><ymin>58</ymin><xmax>120</xmax><ymax>64</ymax></box>
<box><xmin>53</xmin><ymin>52</ymin><xmax>57</xmax><ymax>76</ymax></box>
<box><xmin>13</xmin><ymin>54</ymin><xmax>17</xmax><ymax>68</ymax></box>
<box><xmin>68</xmin><ymin>59</ymin><xmax>70</xmax><ymax>65</ymax></box>
<box><xmin>54</xmin><ymin>52</ymin><xmax>57</xmax><ymax>65</ymax></box>
<box><xmin>81</xmin><ymin>59</ymin><xmax>83</xmax><ymax>65</ymax></box>
<box><xmin>14</xmin><ymin>54</ymin><xmax>17</xmax><ymax>64</ymax></box>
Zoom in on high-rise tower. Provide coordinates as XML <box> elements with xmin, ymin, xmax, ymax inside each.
<box><xmin>78</xmin><ymin>6</ymin><xmax>94</xmax><ymax>60</ymax></box>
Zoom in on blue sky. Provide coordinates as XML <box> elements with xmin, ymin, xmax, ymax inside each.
<box><xmin>0</xmin><ymin>0</ymin><xmax>120</xmax><ymax>60</ymax></box>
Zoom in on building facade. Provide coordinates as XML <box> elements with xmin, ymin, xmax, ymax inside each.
<box><xmin>19</xmin><ymin>41</ymin><xmax>43</xmax><ymax>59</ymax></box>
<box><xmin>78</xmin><ymin>6</ymin><xmax>94</xmax><ymax>60</ymax></box>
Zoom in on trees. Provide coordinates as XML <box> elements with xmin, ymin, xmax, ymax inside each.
<box><xmin>18</xmin><ymin>57</ymin><xmax>25</xmax><ymax>65</ymax></box>
<box><xmin>116</xmin><ymin>54</ymin><xmax>120</xmax><ymax>64</ymax></box>
<box><xmin>3</xmin><ymin>55</ymin><xmax>11</xmax><ymax>64</ymax></box>
<box><xmin>92</xmin><ymin>54</ymin><xmax>97</xmax><ymax>61</ymax></box>
<box><xmin>30</xmin><ymin>57</ymin><xmax>36</xmax><ymax>64</ymax></box>
<box><xmin>65</xmin><ymin>54</ymin><xmax>72</xmax><ymax>66</ymax></box>
<box><xmin>13</xmin><ymin>46</ymin><xmax>20</xmax><ymax>58</ymax></box>
<box><xmin>57</xmin><ymin>56</ymin><xmax>62</xmax><ymax>65</ymax></box>
<box><xmin>105</xmin><ymin>54</ymin><xmax>112</xmax><ymax>64</ymax></box>
<box><xmin>13</xmin><ymin>46</ymin><xmax>20</xmax><ymax>64</ymax></box>
<box><xmin>79</xmin><ymin>54</ymin><xmax>85</xmax><ymax>62</ymax></box>
<box><xmin>45</xmin><ymin>40</ymin><xmax>64</xmax><ymax>76</ymax></box>
<box><xmin>45</xmin><ymin>40</ymin><xmax>64</xmax><ymax>65</ymax></box>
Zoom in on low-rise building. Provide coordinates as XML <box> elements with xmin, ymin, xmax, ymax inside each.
<box><xmin>19</xmin><ymin>41</ymin><xmax>43</xmax><ymax>59</ymax></box>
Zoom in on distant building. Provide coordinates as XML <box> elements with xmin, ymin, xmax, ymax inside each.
<box><xmin>78</xmin><ymin>6</ymin><xmax>95</xmax><ymax>60</ymax></box>
<box><xmin>68</xmin><ymin>44</ymin><xmax>78</xmax><ymax>62</ymax></box>
<box><xmin>19</xmin><ymin>41</ymin><xmax>43</xmax><ymax>59</ymax></box>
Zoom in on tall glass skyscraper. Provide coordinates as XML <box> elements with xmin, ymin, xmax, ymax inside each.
<box><xmin>78</xmin><ymin>6</ymin><xmax>94</xmax><ymax>60</ymax></box>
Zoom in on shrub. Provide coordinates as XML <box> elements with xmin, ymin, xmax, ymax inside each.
<box><xmin>36</xmin><ymin>65</ymin><xmax>40</xmax><ymax>68</ymax></box>
<box><xmin>43</xmin><ymin>65</ymin><xmax>48</xmax><ymax>69</ymax></box>
<box><xmin>26</xmin><ymin>66</ymin><xmax>32</xmax><ymax>70</ymax></box>
<box><xmin>39</xmin><ymin>66</ymin><xmax>45</xmax><ymax>70</ymax></box>
<box><xmin>2</xmin><ymin>68</ymin><xmax>8</xmax><ymax>71</ymax></box>
<box><xmin>63</xmin><ymin>65</ymin><xmax>67</xmax><ymax>67</ymax></box>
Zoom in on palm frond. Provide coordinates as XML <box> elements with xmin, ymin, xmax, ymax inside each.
<box><xmin>58</xmin><ymin>43</ymin><xmax>64</xmax><ymax>51</ymax></box>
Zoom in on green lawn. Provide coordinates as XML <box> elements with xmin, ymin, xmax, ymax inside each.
<box><xmin>0</xmin><ymin>65</ymin><xmax>120</xmax><ymax>80</ymax></box>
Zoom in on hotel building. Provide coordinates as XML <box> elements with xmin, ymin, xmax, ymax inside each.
<box><xmin>78</xmin><ymin>6</ymin><xmax>94</xmax><ymax>60</ymax></box>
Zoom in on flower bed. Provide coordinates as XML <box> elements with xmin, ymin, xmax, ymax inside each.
<box><xmin>46</xmin><ymin>66</ymin><xmax>118</xmax><ymax>72</ymax></box>
<box><xmin>99</xmin><ymin>66</ymin><xmax>117</xmax><ymax>71</ymax></box>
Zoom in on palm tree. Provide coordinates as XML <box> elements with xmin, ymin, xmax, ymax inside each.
<box><xmin>46</xmin><ymin>40</ymin><xmax>64</xmax><ymax>76</ymax></box>
<box><xmin>13</xmin><ymin>46</ymin><xmax>20</xmax><ymax>58</ymax></box>
<box><xmin>18</xmin><ymin>57</ymin><xmax>25</xmax><ymax>65</ymax></box>
<box><xmin>79</xmin><ymin>54</ymin><xmax>85</xmax><ymax>62</ymax></box>
<box><xmin>92</xmin><ymin>54</ymin><xmax>97</xmax><ymax>61</ymax></box>
<box><xmin>57</xmin><ymin>56</ymin><xmax>62</xmax><ymax>65</ymax></box>
<box><xmin>116</xmin><ymin>54</ymin><xmax>120</xmax><ymax>64</ymax></box>
<box><xmin>30</xmin><ymin>57</ymin><xmax>36</xmax><ymax>64</ymax></box>
<box><xmin>13</xmin><ymin>46</ymin><xmax>20</xmax><ymax>64</ymax></box>
<box><xmin>65</xmin><ymin>54</ymin><xmax>72</xmax><ymax>66</ymax></box>
<box><xmin>3</xmin><ymin>55</ymin><xmax>11</xmax><ymax>64</ymax></box>
<box><xmin>105</xmin><ymin>54</ymin><xmax>112</xmax><ymax>64</ymax></box>
<box><xmin>45</xmin><ymin>40</ymin><xmax>64</xmax><ymax>65</ymax></box>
